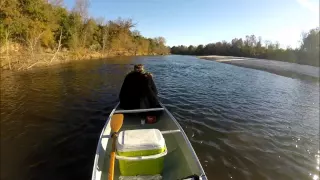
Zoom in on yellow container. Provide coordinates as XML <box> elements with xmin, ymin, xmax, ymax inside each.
<box><xmin>116</xmin><ymin>129</ymin><xmax>167</xmax><ymax>176</ymax></box>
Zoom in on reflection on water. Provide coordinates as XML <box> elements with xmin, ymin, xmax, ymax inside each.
<box><xmin>1</xmin><ymin>56</ymin><xmax>319</xmax><ymax>180</ymax></box>
<box><xmin>313</xmin><ymin>150</ymin><xmax>320</xmax><ymax>180</ymax></box>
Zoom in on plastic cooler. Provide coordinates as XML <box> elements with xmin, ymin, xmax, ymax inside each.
<box><xmin>116</xmin><ymin>129</ymin><xmax>167</xmax><ymax>176</ymax></box>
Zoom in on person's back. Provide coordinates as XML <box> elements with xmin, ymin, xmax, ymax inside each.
<box><xmin>119</xmin><ymin>64</ymin><xmax>159</xmax><ymax>109</ymax></box>
<box><xmin>119</xmin><ymin>71</ymin><xmax>148</xmax><ymax>109</ymax></box>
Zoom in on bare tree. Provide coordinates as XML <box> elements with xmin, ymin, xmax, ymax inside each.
<box><xmin>17</xmin><ymin>27</ymin><xmax>45</xmax><ymax>70</ymax></box>
<box><xmin>24</xmin><ymin>31</ymin><xmax>44</xmax><ymax>70</ymax></box>
<box><xmin>102</xmin><ymin>25</ymin><xmax>109</xmax><ymax>52</ymax></box>
<box><xmin>27</xmin><ymin>31</ymin><xmax>44</xmax><ymax>62</ymax></box>
<box><xmin>25</xmin><ymin>30</ymin><xmax>62</xmax><ymax>69</ymax></box>
<box><xmin>50</xmin><ymin>29</ymin><xmax>63</xmax><ymax>64</ymax></box>
<box><xmin>48</xmin><ymin>0</ymin><xmax>64</xmax><ymax>6</ymax></box>
<box><xmin>95</xmin><ymin>17</ymin><xmax>105</xmax><ymax>25</ymax></box>
<box><xmin>4</xmin><ymin>28</ymin><xmax>11</xmax><ymax>70</ymax></box>
<box><xmin>72</xmin><ymin>0</ymin><xmax>91</xmax><ymax>48</ymax></box>
<box><xmin>96</xmin><ymin>17</ymin><xmax>109</xmax><ymax>52</ymax></box>
<box><xmin>73</xmin><ymin>0</ymin><xmax>90</xmax><ymax>20</ymax></box>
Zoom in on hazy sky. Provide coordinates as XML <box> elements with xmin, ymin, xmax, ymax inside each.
<box><xmin>64</xmin><ymin>0</ymin><xmax>319</xmax><ymax>48</ymax></box>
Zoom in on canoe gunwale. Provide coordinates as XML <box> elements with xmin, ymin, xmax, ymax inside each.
<box><xmin>91</xmin><ymin>102</ymin><xmax>119</xmax><ymax>180</ymax></box>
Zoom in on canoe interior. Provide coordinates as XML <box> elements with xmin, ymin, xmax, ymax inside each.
<box><xmin>93</xmin><ymin>105</ymin><xmax>205</xmax><ymax>180</ymax></box>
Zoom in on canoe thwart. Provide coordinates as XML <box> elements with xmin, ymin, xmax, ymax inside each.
<box><xmin>101</xmin><ymin>130</ymin><xmax>181</xmax><ymax>139</ymax></box>
<box><xmin>160</xmin><ymin>130</ymin><xmax>181</xmax><ymax>134</ymax></box>
<box><xmin>115</xmin><ymin>108</ymin><xmax>164</xmax><ymax>114</ymax></box>
<box><xmin>101</xmin><ymin>135</ymin><xmax>111</xmax><ymax>138</ymax></box>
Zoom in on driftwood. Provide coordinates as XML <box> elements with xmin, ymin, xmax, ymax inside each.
<box><xmin>19</xmin><ymin>30</ymin><xmax>63</xmax><ymax>70</ymax></box>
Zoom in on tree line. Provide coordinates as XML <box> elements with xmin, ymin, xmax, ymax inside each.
<box><xmin>171</xmin><ymin>28</ymin><xmax>319</xmax><ymax>67</ymax></box>
<box><xmin>0</xmin><ymin>0</ymin><xmax>169</xmax><ymax>70</ymax></box>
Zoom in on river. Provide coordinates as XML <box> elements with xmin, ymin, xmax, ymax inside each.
<box><xmin>1</xmin><ymin>55</ymin><xmax>319</xmax><ymax>180</ymax></box>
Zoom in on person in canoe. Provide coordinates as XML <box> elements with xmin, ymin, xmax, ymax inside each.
<box><xmin>119</xmin><ymin>64</ymin><xmax>160</xmax><ymax>110</ymax></box>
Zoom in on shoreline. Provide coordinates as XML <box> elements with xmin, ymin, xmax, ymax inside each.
<box><xmin>198</xmin><ymin>55</ymin><xmax>319</xmax><ymax>80</ymax></box>
<box><xmin>1</xmin><ymin>51</ymin><xmax>167</xmax><ymax>72</ymax></box>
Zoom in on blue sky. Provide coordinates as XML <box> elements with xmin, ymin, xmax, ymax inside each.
<box><xmin>64</xmin><ymin>0</ymin><xmax>319</xmax><ymax>48</ymax></box>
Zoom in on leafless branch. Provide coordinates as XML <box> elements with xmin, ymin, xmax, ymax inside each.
<box><xmin>49</xmin><ymin>29</ymin><xmax>63</xmax><ymax>64</ymax></box>
<box><xmin>27</xmin><ymin>61</ymin><xmax>47</xmax><ymax>69</ymax></box>
<box><xmin>5</xmin><ymin>29</ymin><xmax>11</xmax><ymax>70</ymax></box>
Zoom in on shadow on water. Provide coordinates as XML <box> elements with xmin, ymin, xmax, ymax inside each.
<box><xmin>1</xmin><ymin>55</ymin><xmax>319</xmax><ymax>180</ymax></box>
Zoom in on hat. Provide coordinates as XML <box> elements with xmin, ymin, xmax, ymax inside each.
<box><xmin>134</xmin><ymin>64</ymin><xmax>144</xmax><ymax>72</ymax></box>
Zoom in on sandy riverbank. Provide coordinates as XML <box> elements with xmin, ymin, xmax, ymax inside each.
<box><xmin>199</xmin><ymin>55</ymin><xmax>249</xmax><ymax>61</ymax></box>
<box><xmin>198</xmin><ymin>55</ymin><xmax>319</xmax><ymax>80</ymax></box>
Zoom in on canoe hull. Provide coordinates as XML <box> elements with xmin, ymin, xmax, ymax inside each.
<box><xmin>92</xmin><ymin>103</ymin><xmax>207</xmax><ymax>180</ymax></box>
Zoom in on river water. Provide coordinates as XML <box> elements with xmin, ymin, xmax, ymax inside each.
<box><xmin>1</xmin><ymin>55</ymin><xmax>319</xmax><ymax>180</ymax></box>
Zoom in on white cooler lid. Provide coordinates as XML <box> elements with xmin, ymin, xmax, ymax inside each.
<box><xmin>117</xmin><ymin>129</ymin><xmax>165</xmax><ymax>152</ymax></box>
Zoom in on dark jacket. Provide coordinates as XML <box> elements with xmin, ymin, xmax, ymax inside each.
<box><xmin>119</xmin><ymin>71</ymin><xmax>159</xmax><ymax>109</ymax></box>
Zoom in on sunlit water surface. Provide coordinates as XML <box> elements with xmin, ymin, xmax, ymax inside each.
<box><xmin>1</xmin><ymin>55</ymin><xmax>319</xmax><ymax>180</ymax></box>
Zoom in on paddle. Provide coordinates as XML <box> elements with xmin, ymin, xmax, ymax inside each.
<box><xmin>108</xmin><ymin>114</ymin><xmax>124</xmax><ymax>180</ymax></box>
